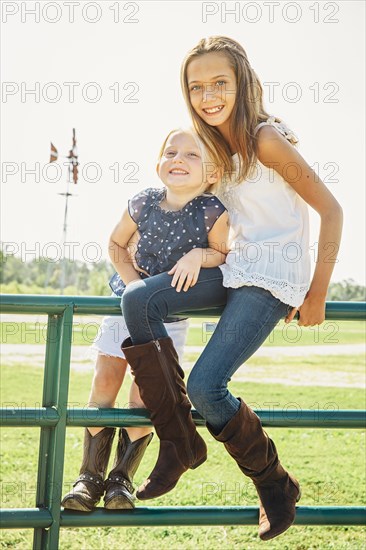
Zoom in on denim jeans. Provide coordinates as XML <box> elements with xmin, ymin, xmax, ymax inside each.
<box><xmin>122</xmin><ymin>268</ymin><xmax>290</xmax><ymax>431</ymax></box>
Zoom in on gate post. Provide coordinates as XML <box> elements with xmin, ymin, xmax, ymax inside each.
<box><xmin>33</xmin><ymin>305</ymin><xmax>73</xmax><ymax>550</ymax></box>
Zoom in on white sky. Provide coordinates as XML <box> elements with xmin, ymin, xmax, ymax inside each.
<box><xmin>1</xmin><ymin>0</ymin><xmax>365</xmax><ymax>284</ymax></box>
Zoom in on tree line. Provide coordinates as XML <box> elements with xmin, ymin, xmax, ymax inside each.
<box><xmin>0</xmin><ymin>251</ymin><xmax>365</xmax><ymax>300</ymax></box>
<box><xmin>0</xmin><ymin>251</ymin><xmax>114</xmax><ymax>296</ymax></box>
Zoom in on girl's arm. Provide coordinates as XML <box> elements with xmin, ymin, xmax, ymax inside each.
<box><xmin>203</xmin><ymin>210</ymin><xmax>231</xmax><ymax>265</ymax></box>
<box><xmin>168</xmin><ymin>211</ymin><xmax>230</xmax><ymax>292</ymax></box>
<box><xmin>257</xmin><ymin>126</ymin><xmax>343</xmax><ymax>326</ymax></box>
<box><xmin>108</xmin><ymin>208</ymin><xmax>142</xmax><ymax>286</ymax></box>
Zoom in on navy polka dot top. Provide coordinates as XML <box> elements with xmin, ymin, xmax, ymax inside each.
<box><xmin>109</xmin><ymin>187</ymin><xmax>227</xmax><ymax>296</ymax></box>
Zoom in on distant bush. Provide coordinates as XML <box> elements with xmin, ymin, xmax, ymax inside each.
<box><xmin>0</xmin><ymin>249</ymin><xmax>114</xmax><ymax>295</ymax></box>
<box><xmin>326</xmin><ymin>278</ymin><xmax>366</xmax><ymax>302</ymax></box>
<box><xmin>1</xmin><ymin>248</ymin><xmax>365</xmax><ymax>299</ymax></box>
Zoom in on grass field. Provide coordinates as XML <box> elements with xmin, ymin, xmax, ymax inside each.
<box><xmin>1</xmin><ymin>358</ymin><xmax>365</xmax><ymax>549</ymax></box>
<box><xmin>1</xmin><ymin>319</ymin><xmax>365</xmax><ymax>347</ymax></box>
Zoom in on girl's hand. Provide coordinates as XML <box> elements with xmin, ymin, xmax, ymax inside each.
<box><xmin>285</xmin><ymin>292</ymin><xmax>326</xmax><ymax>326</ymax></box>
<box><xmin>168</xmin><ymin>249</ymin><xmax>202</xmax><ymax>292</ymax></box>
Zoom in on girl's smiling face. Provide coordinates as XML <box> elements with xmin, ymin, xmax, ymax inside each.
<box><xmin>157</xmin><ymin>131</ymin><xmax>208</xmax><ymax>194</ymax></box>
<box><xmin>187</xmin><ymin>52</ymin><xmax>237</xmax><ymax>129</ymax></box>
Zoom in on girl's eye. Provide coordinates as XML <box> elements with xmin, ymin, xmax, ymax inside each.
<box><xmin>215</xmin><ymin>80</ymin><xmax>226</xmax><ymax>87</ymax></box>
<box><xmin>188</xmin><ymin>152</ymin><xmax>199</xmax><ymax>158</ymax></box>
<box><xmin>165</xmin><ymin>151</ymin><xmax>176</xmax><ymax>157</ymax></box>
<box><xmin>190</xmin><ymin>85</ymin><xmax>201</xmax><ymax>92</ymax></box>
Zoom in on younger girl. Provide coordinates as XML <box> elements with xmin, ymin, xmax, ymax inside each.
<box><xmin>62</xmin><ymin>127</ymin><xmax>229</xmax><ymax>511</ymax></box>
<box><xmin>121</xmin><ymin>36</ymin><xmax>343</xmax><ymax>541</ymax></box>
<box><xmin>62</xmin><ymin>310</ymin><xmax>189</xmax><ymax>512</ymax></box>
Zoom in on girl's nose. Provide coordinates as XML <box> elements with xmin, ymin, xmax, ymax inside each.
<box><xmin>202</xmin><ymin>84</ymin><xmax>219</xmax><ymax>103</ymax></box>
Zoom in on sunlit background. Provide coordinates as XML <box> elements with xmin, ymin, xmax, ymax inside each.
<box><xmin>1</xmin><ymin>1</ymin><xmax>365</xmax><ymax>284</ymax></box>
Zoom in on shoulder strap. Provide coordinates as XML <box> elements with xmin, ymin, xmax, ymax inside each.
<box><xmin>254</xmin><ymin>116</ymin><xmax>298</xmax><ymax>144</ymax></box>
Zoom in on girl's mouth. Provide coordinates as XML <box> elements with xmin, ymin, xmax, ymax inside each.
<box><xmin>169</xmin><ymin>169</ymin><xmax>189</xmax><ymax>175</ymax></box>
<box><xmin>202</xmin><ymin>105</ymin><xmax>224</xmax><ymax>115</ymax></box>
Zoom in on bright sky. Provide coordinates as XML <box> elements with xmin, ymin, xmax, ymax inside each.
<box><xmin>1</xmin><ymin>1</ymin><xmax>365</xmax><ymax>284</ymax></box>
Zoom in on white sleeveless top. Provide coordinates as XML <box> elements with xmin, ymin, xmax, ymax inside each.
<box><xmin>217</xmin><ymin>116</ymin><xmax>311</xmax><ymax>307</ymax></box>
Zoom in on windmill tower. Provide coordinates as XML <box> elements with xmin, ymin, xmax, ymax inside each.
<box><xmin>49</xmin><ymin>129</ymin><xmax>79</xmax><ymax>294</ymax></box>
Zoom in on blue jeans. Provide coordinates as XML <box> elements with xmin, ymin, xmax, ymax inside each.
<box><xmin>122</xmin><ymin>268</ymin><xmax>290</xmax><ymax>431</ymax></box>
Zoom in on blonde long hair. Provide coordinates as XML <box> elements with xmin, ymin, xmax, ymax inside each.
<box><xmin>180</xmin><ymin>36</ymin><xmax>297</xmax><ymax>185</ymax></box>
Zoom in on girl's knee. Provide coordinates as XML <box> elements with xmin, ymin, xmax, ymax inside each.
<box><xmin>122</xmin><ymin>279</ymin><xmax>145</xmax><ymax>307</ymax></box>
<box><xmin>187</xmin><ymin>369</ymin><xmax>227</xmax><ymax>416</ymax></box>
<box><xmin>187</xmin><ymin>372</ymin><xmax>210</xmax><ymax>410</ymax></box>
<box><xmin>92</xmin><ymin>374</ymin><xmax>116</xmax><ymax>397</ymax></box>
<box><xmin>128</xmin><ymin>380</ymin><xmax>146</xmax><ymax>408</ymax></box>
<box><xmin>121</xmin><ymin>280</ymin><xmax>152</xmax><ymax>324</ymax></box>
<box><xmin>122</xmin><ymin>279</ymin><xmax>168</xmax><ymax>329</ymax></box>
<box><xmin>93</xmin><ymin>355</ymin><xmax>126</xmax><ymax>391</ymax></box>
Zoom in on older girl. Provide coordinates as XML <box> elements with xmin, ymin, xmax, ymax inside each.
<box><xmin>121</xmin><ymin>36</ymin><xmax>343</xmax><ymax>541</ymax></box>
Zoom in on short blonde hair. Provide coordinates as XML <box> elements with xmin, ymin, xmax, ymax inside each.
<box><xmin>157</xmin><ymin>128</ymin><xmax>221</xmax><ymax>191</ymax></box>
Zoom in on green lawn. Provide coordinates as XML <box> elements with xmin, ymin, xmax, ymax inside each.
<box><xmin>1</xmin><ymin>319</ymin><xmax>365</xmax><ymax>347</ymax></box>
<box><xmin>183</xmin><ymin>353</ymin><xmax>365</xmax><ymax>390</ymax></box>
<box><xmin>188</xmin><ymin>319</ymin><xmax>366</xmax><ymax>348</ymax></box>
<box><xmin>0</xmin><ymin>362</ymin><xmax>365</xmax><ymax>549</ymax></box>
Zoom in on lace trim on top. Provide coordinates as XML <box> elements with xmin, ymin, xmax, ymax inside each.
<box><xmin>219</xmin><ymin>264</ymin><xmax>309</xmax><ymax>308</ymax></box>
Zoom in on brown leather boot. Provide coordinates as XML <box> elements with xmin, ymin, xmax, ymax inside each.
<box><xmin>104</xmin><ymin>428</ymin><xmax>153</xmax><ymax>509</ymax></box>
<box><xmin>121</xmin><ymin>337</ymin><xmax>207</xmax><ymax>500</ymax></box>
<box><xmin>207</xmin><ymin>399</ymin><xmax>301</xmax><ymax>540</ymax></box>
<box><xmin>61</xmin><ymin>427</ymin><xmax>115</xmax><ymax>512</ymax></box>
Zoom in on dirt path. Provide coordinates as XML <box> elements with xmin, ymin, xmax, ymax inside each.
<box><xmin>186</xmin><ymin>343</ymin><xmax>365</xmax><ymax>357</ymax></box>
<box><xmin>1</xmin><ymin>343</ymin><xmax>364</xmax><ymax>388</ymax></box>
<box><xmin>1</xmin><ymin>342</ymin><xmax>364</xmax><ymax>362</ymax></box>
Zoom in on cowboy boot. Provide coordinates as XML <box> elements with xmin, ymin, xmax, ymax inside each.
<box><xmin>121</xmin><ymin>337</ymin><xmax>207</xmax><ymax>500</ymax></box>
<box><xmin>104</xmin><ymin>428</ymin><xmax>153</xmax><ymax>509</ymax></box>
<box><xmin>207</xmin><ymin>399</ymin><xmax>301</xmax><ymax>541</ymax></box>
<box><xmin>61</xmin><ymin>427</ymin><xmax>115</xmax><ymax>512</ymax></box>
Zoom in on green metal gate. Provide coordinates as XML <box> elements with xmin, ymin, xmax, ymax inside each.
<box><xmin>0</xmin><ymin>295</ymin><xmax>365</xmax><ymax>549</ymax></box>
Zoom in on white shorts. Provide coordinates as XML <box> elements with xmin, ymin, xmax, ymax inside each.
<box><xmin>91</xmin><ymin>315</ymin><xmax>189</xmax><ymax>363</ymax></box>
